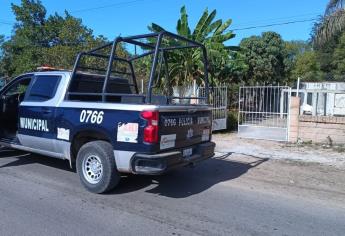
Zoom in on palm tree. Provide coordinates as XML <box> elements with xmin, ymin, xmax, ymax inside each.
<box><xmin>148</xmin><ymin>6</ymin><xmax>235</xmax><ymax>87</ymax></box>
<box><xmin>314</xmin><ymin>0</ymin><xmax>345</xmax><ymax>47</ymax></box>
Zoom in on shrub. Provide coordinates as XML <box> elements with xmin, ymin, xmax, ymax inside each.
<box><xmin>227</xmin><ymin>110</ymin><xmax>239</xmax><ymax>131</ymax></box>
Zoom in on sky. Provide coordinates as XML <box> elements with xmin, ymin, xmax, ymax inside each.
<box><xmin>0</xmin><ymin>0</ymin><xmax>330</xmax><ymax>45</ymax></box>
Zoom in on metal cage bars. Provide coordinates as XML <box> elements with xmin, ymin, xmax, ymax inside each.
<box><xmin>68</xmin><ymin>31</ymin><xmax>210</xmax><ymax>104</ymax></box>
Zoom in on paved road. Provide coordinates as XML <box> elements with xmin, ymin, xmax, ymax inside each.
<box><xmin>0</xmin><ymin>149</ymin><xmax>344</xmax><ymax>236</ymax></box>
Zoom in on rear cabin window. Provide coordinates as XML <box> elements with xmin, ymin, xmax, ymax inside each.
<box><xmin>68</xmin><ymin>73</ymin><xmax>137</xmax><ymax>103</ymax></box>
<box><xmin>67</xmin><ymin>52</ymin><xmax>139</xmax><ymax>103</ymax></box>
<box><xmin>26</xmin><ymin>76</ymin><xmax>61</xmax><ymax>101</ymax></box>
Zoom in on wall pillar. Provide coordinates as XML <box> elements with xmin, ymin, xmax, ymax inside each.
<box><xmin>288</xmin><ymin>97</ymin><xmax>300</xmax><ymax>142</ymax></box>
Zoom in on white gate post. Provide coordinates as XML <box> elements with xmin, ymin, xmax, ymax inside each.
<box><xmin>280</xmin><ymin>89</ymin><xmax>284</xmax><ymax>118</ymax></box>
<box><xmin>238</xmin><ymin>86</ymin><xmax>241</xmax><ymax>131</ymax></box>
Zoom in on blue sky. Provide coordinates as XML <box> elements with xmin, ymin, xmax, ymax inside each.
<box><xmin>0</xmin><ymin>0</ymin><xmax>329</xmax><ymax>45</ymax></box>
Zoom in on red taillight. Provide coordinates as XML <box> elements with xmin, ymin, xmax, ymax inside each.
<box><xmin>141</xmin><ymin>111</ymin><xmax>159</xmax><ymax>143</ymax></box>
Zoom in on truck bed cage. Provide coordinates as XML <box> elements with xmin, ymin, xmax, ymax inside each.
<box><xmin>67</xmin><ymin>31</ymin><xmax>210</xmax><ymax>104</ymax></box>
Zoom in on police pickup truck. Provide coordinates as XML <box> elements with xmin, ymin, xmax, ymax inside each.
<box><xmin>0</xmin><ymin>31</ymin><xmax>215</xmax><ymax>193</ymax></box>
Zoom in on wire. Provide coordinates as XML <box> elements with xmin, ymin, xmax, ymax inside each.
<box><xmin>227</xmin><ymin>9</ymin><xmax>345</xmax><ymax>32</ymax></box>
<box><xmin>229</xmin><ymin>18</ymin><xmax>318</xmax><ymax>32</ymax></box>
<box><xmin>231</xmin><ymin>12</ymin><xmax>322</xmax><ymax>28</ymax></box>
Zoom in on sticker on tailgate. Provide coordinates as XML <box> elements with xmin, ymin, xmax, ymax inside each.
<box><xmin>117</xmin><ymin>122</ymin><xmax>139</xmax><ymax>143</ymax></box>
<box><xmin>160</xmin><ymin>134</ymin><xmax>176</xmax><ymax>150</ymax></box>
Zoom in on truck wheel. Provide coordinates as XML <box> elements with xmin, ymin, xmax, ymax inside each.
<box><xmin>76</xmin><ymin>141</ymin><xmax>120</xmax><ymax>193</ymax></box>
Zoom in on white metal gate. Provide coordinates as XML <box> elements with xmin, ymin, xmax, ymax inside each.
<box><xmin>140</xmin><ymin>79</ymin><xmax>228</xmax><ymax>131</ymax></box>
<box><xmin>238</xmin><ymin>86</ymin><xmax>291</xmax><ymax>141</ymax></box>
<box><xmin>199</xmin><ymin>85</ymin><xmax>228</xmax><ymax>131</ymax></box>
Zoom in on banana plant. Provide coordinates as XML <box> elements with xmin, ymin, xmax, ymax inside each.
<box><xmin>148</xmin><ymin>6</ymin><xmax>235</xmax><ymax>88</ymax></box>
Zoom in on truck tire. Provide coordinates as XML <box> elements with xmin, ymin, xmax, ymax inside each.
<box><xmin>76</xmin><ymin>140</ymin><xmax>120</xmax><ymax>193</ymax></box>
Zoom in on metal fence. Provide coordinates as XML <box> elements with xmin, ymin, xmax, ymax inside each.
<box><xmin>199</xmin><ymin>85</ymin><xmax>228</xmax><ymax>131</ymax></box>
<box><xmin>139</xmin><ymin>79</ymin><xmax>228</xmax><ymax>131</ymax></box>
<box><xmin>238</xmin><ymin>86</ymin><xmax>291</xmax><ymax>141</ymax></box>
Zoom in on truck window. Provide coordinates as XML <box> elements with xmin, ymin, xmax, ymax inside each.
<box><xmin>26</xmin><ymin>75</ymin><xmax>61</xmax><ymax>101</ymax></box>
<box><xmin>4</xmin><ymin>78</ymin><xmax>31</xmax><ymax>97</ymax></box>
<box><xmin>68</xmin><ymin>72</ymin><xmax>136</xmax><ymax>102</ymax></box>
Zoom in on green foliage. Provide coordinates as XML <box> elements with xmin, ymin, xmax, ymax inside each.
<box><xmin>148</xmin><ymin>6</ymin><xmax>235</xmax><ymax>87</ymax></box>
<box><xmin>217</xmin><ymin>50</ymin><xmax>248</xmax><ymax>84</ymax></box>
<box><xmin>227</xmin><ymin>110</ymin><xmax>239</xmax><ymax>131</ymax></box>
<box><xmin>290</xmin><ymin>51</ymin><xmax>324</xmax><ymax>81</ymax></box>
<box><xmin>331</xmin><ymin>32</ymin><xmax>345</xmax><ymax>80</ymax></box>
<box><xmin>0</xmin><ymin>0</ymin><xmax>123</xmax><ymax>77</ymax></box>
<box><xmin>282</xmin><ymin>40</ymin><xmax>310</xmax><ymax>83</ymax></box>
<box><xmin>239</xmin><ymin>32</ymin><xmax>289</xmax><ymax>85</ymax></box>
<box><xmin>309</xmin><ymin>14</ymin><xmax>345</xmax><ymax>82</ymax></box>
<box><xmin>284</xmin><ymin>40</ymin><xmax>312</xmax><ymax>61</ymax></box>
<box><xmin>18</xmin><ymin>84</ymin><xmax>28</xmax><ymax>93</ymax></box>
<box><xmin>313</xmin><ymin>0</ymin><xmax>345</xmax><ymax>47</ymax></box>
<box><xmin>0</xmin><ymin>35</ymin><xmax>4</xmax><ymax>49</ymax></box>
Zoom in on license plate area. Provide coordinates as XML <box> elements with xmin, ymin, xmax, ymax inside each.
<box><xmin>183</xmin><ymin>148</ymin><xmax>193</xmax><ymax>158</ymax></box>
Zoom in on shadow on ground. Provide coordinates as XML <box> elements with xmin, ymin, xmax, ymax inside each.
<box><xmin>0</xmin><ymin>148</ymin><xmax>73</xmax><ymax>172</ymax></box>
<box><xmin>0</xmin><ymin>147</ymin><xmax>267</xmax><ymax>198</ymax></box>
<box><xmin>110</xmin><ymin>153</ymin><xmax>267</xmax><ymax>198</ymax></box>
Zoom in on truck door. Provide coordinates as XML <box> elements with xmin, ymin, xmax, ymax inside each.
<box><xmin>0</xmin><ymin>76</ymin><xmax>32</xmax><ymax>139</ymax></box>
<box><xmin>18</xmin><ymin>75</ymin><xmax>62</xmax><ymax>153</ymax></box>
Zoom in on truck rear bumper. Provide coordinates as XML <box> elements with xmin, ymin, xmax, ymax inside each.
<box><xmin>131</xmin><ymin>142</ymin><xmax>215</xmax><ymax>175</ymax></box>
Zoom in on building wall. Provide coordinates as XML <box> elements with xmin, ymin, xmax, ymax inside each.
<box><xmin>299</xmin><ymin>82</ymin><xmax>345</xmax><ymax>116</ymax></box>
<box><xmin>302</xmin><ymin>82</ymin><xmax>345</xmax><ymax>91</ymax></box>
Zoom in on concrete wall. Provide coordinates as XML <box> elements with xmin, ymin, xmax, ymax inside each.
<box><xmin>298</xmin><ymin>116</ymin><xmax>345</xmax><ymax>144</ymax></box>
<box><xmin>288</xmin><ymin>96</ymin><xmax>345</xmax><ymax>144</ymax></box>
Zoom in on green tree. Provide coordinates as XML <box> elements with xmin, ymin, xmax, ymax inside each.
<box><xmin>38</xmin><ymin>12</ymin><xmax>110</xmax><ymax>69</ymax></box>
<box><xmin>0</xmin><ymin>0</ymin><xmax>120</xmax><ymax>77</ymax></box>
<box><xmin>331</xmin><ymin>31</ymin><xmax>345</xmax><ymax>80</ymax></box>
<box><xmin>0</xmin><ymin>0</ymin><xmax>46</xmax><ymax>76</ymax></box>
<box><xmin>148</xmin><ymin>6</ymin><xmax>235</xmax><ymax>86</ymax></box>
<box><xmin>284</xmin><ymin>40</ymin><xmax>315</xmax><ymax>81</ymax></box>
<box><xmin>290</xmin><ymin>51</ymin><xmax>324</xmax><ymax>81</ymax></box>
<box><xmin>284</xmin><ymin>40</ymin><xmax>312</xmax><ymax>61</ymax></box>
<box><xmin>239</xmin><ymin>32</ymin><xmax>288</xmax><ymax>85</ymax></box>
<box><xmin>220</xmin><ymin>50</ymin><xmax>248</xmax><ymax>84</ymax></box>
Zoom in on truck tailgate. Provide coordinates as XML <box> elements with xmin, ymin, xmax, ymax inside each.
<box><xmin>158</xmin><ymin>109</ymin><xmax>212</xmax><ymax>150</ymax></box>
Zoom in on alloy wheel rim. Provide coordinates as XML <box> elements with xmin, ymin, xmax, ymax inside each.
<box><xmin>82</xmin><ymin>155</ymin><xmax>103</xmax><ymax>184</ymax></box>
